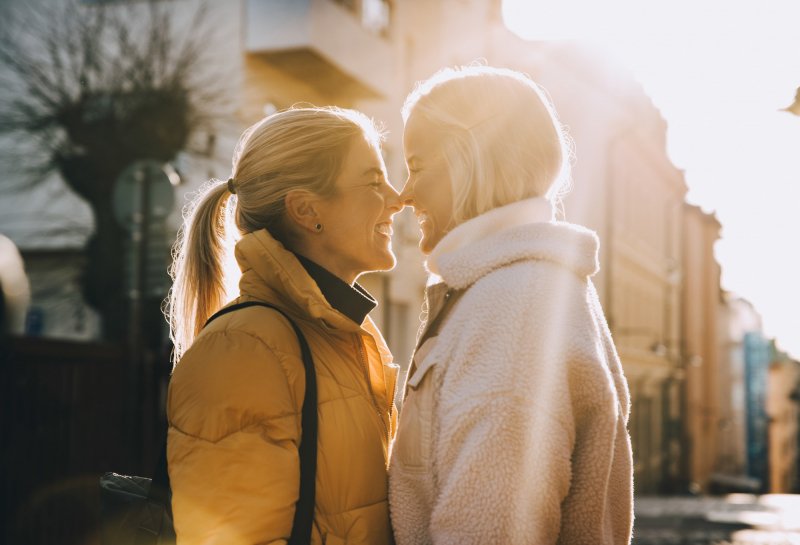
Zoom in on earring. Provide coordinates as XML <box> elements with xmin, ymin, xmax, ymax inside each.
<box><xmin>315</xmin><ymin>223</ymin><xmax>323</xmax><ymax>232</ymax></box>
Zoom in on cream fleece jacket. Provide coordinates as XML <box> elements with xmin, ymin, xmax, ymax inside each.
<box><xmin>389</xmin><ymin>198</ymin><xmax>634</xmax><ymax>545</ymax></box>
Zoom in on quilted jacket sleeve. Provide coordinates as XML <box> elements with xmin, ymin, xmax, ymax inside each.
<box><xmin>167</xmin><ymin>329</ymin><xmax>304</xmax><ymax>545</ymax></box>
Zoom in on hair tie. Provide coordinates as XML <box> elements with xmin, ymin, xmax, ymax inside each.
<box><xmin>226</xmin><ymin>177</ymin><xmax>237</xmax><ymax>195</ymax></box>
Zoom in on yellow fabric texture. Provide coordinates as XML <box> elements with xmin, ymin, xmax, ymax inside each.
<box><xmin>167</xmin><ymin>229</ymin><xmax>398</xmax><ymax>545</ymax></box>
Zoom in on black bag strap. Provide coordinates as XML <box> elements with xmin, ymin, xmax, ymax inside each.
<box><xmin>156</xmin><ymin>301</ymin><xmax>318</xmax><ymax>544</ymax></box>
<box><xmin>207</xmin><ymin>301</ymin><xmax>318</xmax><ymax>545</ymax></box>
<box><xmin>150</xmin><ymin>441</ymin><xmax>170</xmax><ymax>505</ymax></box>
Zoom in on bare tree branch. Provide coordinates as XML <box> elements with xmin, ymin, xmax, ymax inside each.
<box><xmin>0</xmin><ymin>0</ymin><xmax>228</xmax><ymax>340</ymax></box>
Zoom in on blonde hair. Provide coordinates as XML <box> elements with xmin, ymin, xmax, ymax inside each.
<box><xmin>167</xmin><ymin>107</ymin><xmax>383</xmax><ymax>364</ymax></box>
<box><xmin>403</xmin><ymin>65</ymin><xmax>572</xmax><ymax>224</ymax></box>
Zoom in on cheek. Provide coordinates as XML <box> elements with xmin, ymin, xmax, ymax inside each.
<box><xmin>349</xmin><ymin>196</ymin><xmax>383</xmax><ymax>232</ymax></box>
<box><xmin>415</xmin><ymin>175</ymin><xmax>438</xmax><ymax>206</ymax></box>
<box><xmin>428</xmin><ymin>177</ymin><xmax>452</xmax><ymax>218</ymax></box>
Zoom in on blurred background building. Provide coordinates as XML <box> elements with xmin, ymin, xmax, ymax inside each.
<box><xmin>1</xmin><ymin>0</ymin><xmax>798</xmax><ymax>542</ymax></box>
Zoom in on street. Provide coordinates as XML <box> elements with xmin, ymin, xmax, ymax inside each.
<box><xmin>634</xmin><ymin>495</ymin><xmax>800</xmax><ymax>545</ymax></box>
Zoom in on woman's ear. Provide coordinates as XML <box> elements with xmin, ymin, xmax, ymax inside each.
<box><xmin>284</xmin><ymin>189</ymin><xmax>322</xmax><ymax>233</ymax></box>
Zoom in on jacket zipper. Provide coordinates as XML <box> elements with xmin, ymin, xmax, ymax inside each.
<box><xmin>354</xmin><ymin>336</ymin><xmax>391</xmax><ymax>446</ymax></box>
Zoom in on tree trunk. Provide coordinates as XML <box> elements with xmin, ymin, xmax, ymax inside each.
<box><xmin>82</xmin><ymin>207</ymin><xmax>129</xmax><ymax>341</ymax></box>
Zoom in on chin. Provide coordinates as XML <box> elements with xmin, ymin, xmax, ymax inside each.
<box><xmin>369</xmin><ymin>248</ymin><xmax>396</xmax><ymax>272</ymax></box>
<box><xmin>377</xmin><ymin>253</ymin><xmax>397</xmax><ymax>271</ymax></box>
<box><xmin>418</xmin><ymin>225</ymin><xmax>443</xmax><ymax>255</ymax></box>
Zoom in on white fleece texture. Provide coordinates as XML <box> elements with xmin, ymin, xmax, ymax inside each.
<box><xmin>389</xmin><ymin>218</ymin><xmax>634</xmax><ymax>545</ymax></box>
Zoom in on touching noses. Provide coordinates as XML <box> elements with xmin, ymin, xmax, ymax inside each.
<box><xmin>398</xmin><ymin>177</ymin><xmax>414</xmax><ymax>207</ymax></box>
<box><xmin>384</xmin><ymin>182</ymin><xmax>404</xmax><ymax>215</ymax></box>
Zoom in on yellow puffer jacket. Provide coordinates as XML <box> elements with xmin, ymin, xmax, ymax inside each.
<box><xmin>167</xmin><ymin>229</ymin><xmax>398</xmax><ymax>545</ymax></box>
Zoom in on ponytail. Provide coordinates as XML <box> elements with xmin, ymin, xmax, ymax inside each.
<box><xmin>167</xmin><ymin>179</ymin><xmax>233</xmax><ymax>364</ymax></box>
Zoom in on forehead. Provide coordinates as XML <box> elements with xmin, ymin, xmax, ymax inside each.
<box><xmin>340</xmin><ymin>134</ymin><xmax>384</xmax><ymax>175</ymax></box>
<box><xmin>403</xmin><ymin>113</ymin><xmax>442</xmax><ymax>157</ymax></box>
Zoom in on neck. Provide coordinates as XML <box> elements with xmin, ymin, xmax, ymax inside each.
<box><xmin>294</xmin><ymin>247</ymin><xmax>358</xmax><ymax>285</ymax></box>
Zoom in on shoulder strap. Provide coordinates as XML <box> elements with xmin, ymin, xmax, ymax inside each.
<box><xmin>159</xmin><ymin>301</ymin><xmax>318</xmax><ymax>545</ymax></box>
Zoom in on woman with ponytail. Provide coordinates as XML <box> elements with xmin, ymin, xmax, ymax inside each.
<box><xmin>166</xmin><ymin>107</ymin><xmax>402</xmax><ymax>545</ymax></box>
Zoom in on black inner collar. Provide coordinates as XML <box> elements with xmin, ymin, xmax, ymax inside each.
<box><xmin>293</xmin><ymin>253</ymin><xmax>377</xmax><ymax>325</ymax></box>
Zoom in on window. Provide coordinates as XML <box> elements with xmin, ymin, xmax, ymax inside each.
<box><xmin>331</xmin><ymin>0</ymin><xmax>391</xmax><ymax>36</ymax></box>
<box><xmin>361</xmin><ymin>0</ymin><xmax>390</xmax><ymax>35</ymax></box>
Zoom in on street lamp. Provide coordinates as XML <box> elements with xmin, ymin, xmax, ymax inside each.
<box><xmin>781</xmin><ymin>86</ymin><xmax>800</xmax><ymax>116</ymax></box>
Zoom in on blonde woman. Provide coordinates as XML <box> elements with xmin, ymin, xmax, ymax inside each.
<box><xmin>389</xmin><ymin>66</ymin><xmax>634</xmax><ymax>544</ymax></box>
<box><xmin>167</xmin><ymin>107</ymin><xmax>402</xmax><ymax>544</ymax></box>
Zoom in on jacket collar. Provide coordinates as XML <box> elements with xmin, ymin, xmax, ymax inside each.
<box><xmin>234</xmin><ymin>229</ymin><xmax>366</xmax><ymax>333</ymax></box>
<box><xmin>427</xmin><ymin>198</ymin><xmax>600</xmax><ymax>290</ymax></box>
<box><xmin>293</xmin><ymin>252</ymin><xmax>377</xmax><ymax>325</ymax></box>
<box><xmin>427</xmin><ymin>197</ymin><xmax>555</xmax><ymax>276</ymax></box>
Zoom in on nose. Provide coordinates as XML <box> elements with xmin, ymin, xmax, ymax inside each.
<box><xmin>385</xmin><ymin>182</ymin><xmax>404</xmax><ymax>214</ymax></box>
<box><xmin>398</xmin><ymin>177</ymin><xmax>414</xmax><ymax>206</ymax></box>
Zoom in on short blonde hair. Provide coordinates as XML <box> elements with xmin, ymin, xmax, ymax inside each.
<box><xmin>167</xmin><ymin>107</ymin><xmax>383</xmax><ymax>363</ymax></box>
<box><xmin>403</xmin><ymin>65</ymin><xmax>571</xmax><ymax>224</ymax></box>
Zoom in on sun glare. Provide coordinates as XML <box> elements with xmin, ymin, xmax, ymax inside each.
<box><xmin>504</xmin><ymin>0</ymin><xmax>800</xmax><ymax>356</ymax></box>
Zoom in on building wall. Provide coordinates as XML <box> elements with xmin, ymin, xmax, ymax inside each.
<box><xmin>766</xmin><ymin>349</ymin><xmax>800</xmax><ymax>493</ymax></box>
<box><xmin>744</xmin><ymin>330</ymin><xmax>772</xmax><ymax>488</ymax></box>
<box><xmin>681</xmin><ymin>204</ymin><xmax>722</xmax><ymax>492</ymax></box>
<box><xmin>509</xmin><ymin>46</ymin><xmax>689</xmax><ymax>494</ymax></box>
<box><xmin>715</xmin><ymin>298</ymin><xmax>798</xmax><ymax>494</ymax></box>
<box><xmin>717</xmin><ymin>294</ymin><xmax>763</xmax><ymax>482</ymax></box>
<box><xmin>17</xmin><ymin>252</ymin><xmax>101</xmax><ymax>340</ymax></box>
<box><xmin>606</xmin><ymin>122</ymin><xmax>686</xmax><ymax>494</ymax></box>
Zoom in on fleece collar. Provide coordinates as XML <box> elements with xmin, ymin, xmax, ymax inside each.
<box><xmin>427</xmin><ymin>197</ymin><xmax>555</xmax><ymax>276</ymax></box>
<box><xmin>427</xmin><ymin>198</ymin><xmax>600</xmax><ymax>290</ymax></box>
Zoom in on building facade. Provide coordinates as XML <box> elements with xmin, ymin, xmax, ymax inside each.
<box><xmin>681</xmin><ymin>204</ymin><xmax>723</xmax><ymax>492</ymax></box>
<box><xmin>716</xmin><ymin>294</ymin><xmax>755</xmax><ymax>485</ymax></box>
<box><xmin>766</xmin><ymin>343</ymin><xmax>800</xmax><ymax>493</ymax></box>
<box><xmin>744</xmin><ymin>330</ymin><xmax>773</xmax><ymax>489</ymax></box>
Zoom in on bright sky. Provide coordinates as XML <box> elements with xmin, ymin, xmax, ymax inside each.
<box><xmin>503</xmin><ymin>0</ymin><xmax>800</xmax><ymax>358</ymax></box>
